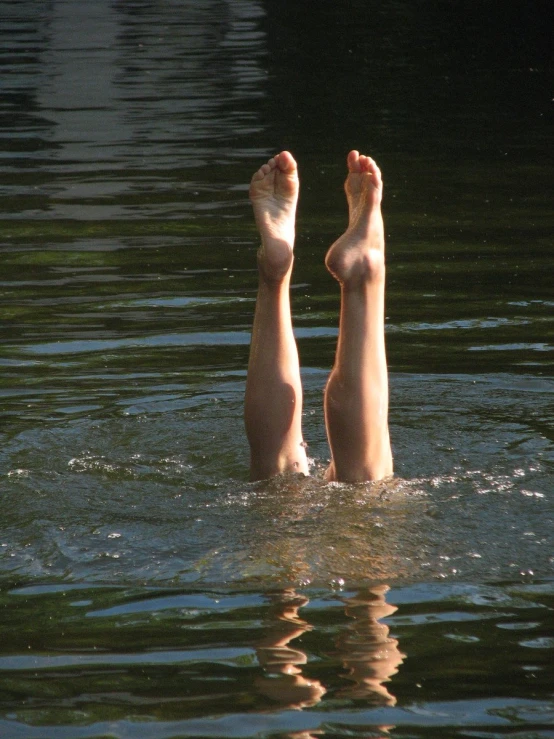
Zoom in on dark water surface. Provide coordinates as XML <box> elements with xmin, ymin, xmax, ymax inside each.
<box><xmin>1</xmin><ymin>1</ymin><xmax>553</xmax><ymax>736</ymax></box>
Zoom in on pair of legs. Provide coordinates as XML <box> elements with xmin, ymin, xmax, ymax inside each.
<box><xmin>244</xmin><ymin>150</ymin><xmax>393</xmax><ymax>483</ymax></box>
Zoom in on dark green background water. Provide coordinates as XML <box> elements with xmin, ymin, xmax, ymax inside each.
<box><xmin>1</xmin><ymin>1</ymin><xmax>552</xmax><ymax>736</ymax></box>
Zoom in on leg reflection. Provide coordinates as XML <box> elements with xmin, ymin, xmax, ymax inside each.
<box><xmin>254</xmin><ymin>589</ymin><xmax>326</xmax><ymax>710</ymax></box>
<box><xmin>253</xmin><ymin>585</ymin><xmax>404</xmax><ymax>738</ymax></box>
<box><xmin>336</xmin><ymin>584</ymin><xmax>405</xmax><ymax>706</ymax></box>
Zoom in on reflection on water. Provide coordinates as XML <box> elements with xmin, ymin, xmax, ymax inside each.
<box><xmin>255</xmin><ymin>586</ymin><xmax>403</xmax><ymax>737</ymax></box>
<box><xmin>3</xmin><ymin>0</ymin><xmax>268</xmax><ymax>221</ymax></box>
<box><xmin>337</xmin><ymin>586</ymin><xmax>404</xmax><ymax>707</ymax></box>
<box><xmin>0</xmin><ymin>580</ymin><xmax>552</xmax><ymax>738</ymax></box>
<box><xmin>255</xmin><ymin>591</ymin><xmax>327</xmax><ymax>710</ymax></box>
<box><xmin>256</xmin><ymin>585</ymin><xmax>404</xmax><ymax>713</ymax></box>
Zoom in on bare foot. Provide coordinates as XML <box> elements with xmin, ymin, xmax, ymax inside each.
<box><xmin>250</xmin><ymin>151</ymin><xmax>299</xmax><ymax>282</ymax></box>
<box><xmin>325</xmin><ymin>150</ymin><xmax>385</xmax><ymax>287</ymax></box>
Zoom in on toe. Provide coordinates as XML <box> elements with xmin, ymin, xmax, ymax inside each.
<box><xmin>358</xmin><ymin>156</ymin><xmax>382</xmax><ymax>189</ymax></box>
<box><xmin>368</xmin><ymin>159</ymin><xmax>382</xmax><ymax>187</ymax></box>
<box><xmin>251</xmin><ymin>168</ymin><xmax>264</xmax><ymax>182</ymax></box>
<box><xmin>359</xmin><ymin>155</ymin><xmax>373</xmax><ymax>173</ymax></box>
<box><xmin>347</xmin><ymin>150</ymin><xmax>361</xmax><ymax>173</ymax></box>
<box><xmin>276</xmin><ymin>150</ymin><xmax>297</xmax><ymax>174</ymax></box>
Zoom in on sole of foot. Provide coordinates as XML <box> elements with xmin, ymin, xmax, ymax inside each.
<box><xmin>249</xmin><ymin>151</ymin><xmax>299</xmax><ymax>282</ymax></box>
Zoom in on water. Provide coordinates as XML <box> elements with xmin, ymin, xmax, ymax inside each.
<box><xmin>1</xmin><ymin>582</ymin><xmax>552</xmax><ymax>737</ymax></box>
<box><xmin>1</xmin><ymin>1</ymin><xmax>553</xmax><ymax>736</ymax></box>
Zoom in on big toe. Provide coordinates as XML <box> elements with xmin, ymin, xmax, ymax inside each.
<box><xmin>347</xmin><ymin>150</ymin><xmax>362</xmax><ymax>173</ymax></box>
<box><xmin>276</xmin><ymin>150</ymin><xmax>297</xmax><ymax>174</ymax></box>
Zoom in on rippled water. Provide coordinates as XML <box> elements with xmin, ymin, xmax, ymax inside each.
<box><xmin>1</xmin><ymin>581</ymin><xmax>553</xmax><ymax>738</ymax></box>
<box><xmin>1</xmin><ymin>0</ymin><xmax>553</xmax><ymax>736</ymax></box>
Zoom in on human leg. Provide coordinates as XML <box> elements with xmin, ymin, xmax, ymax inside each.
<box><xmin>324</xmin><ymin>151</ymin><xmax>393</xmax><ymax>482</ymax></box>
<box><xmin>244</xmin><ymin>152</ymin><xmax>309</xmax><ymax>480</ymax></box>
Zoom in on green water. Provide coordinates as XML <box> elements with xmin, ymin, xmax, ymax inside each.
<box><xmin>0</xmin><ymin>0</ymin><xmax>552</xmax><ymax>736</ymax></box>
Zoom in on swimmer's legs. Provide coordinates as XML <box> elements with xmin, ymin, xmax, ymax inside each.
<box><xmin>244</xmin><ymin>152</ymin><xmax>309</xmax><ymax>480</ymax></box>
<box><xmin>324</xmin><ymin>151</ymin><xmax>393</xmax><ymax>482</ymax></box>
